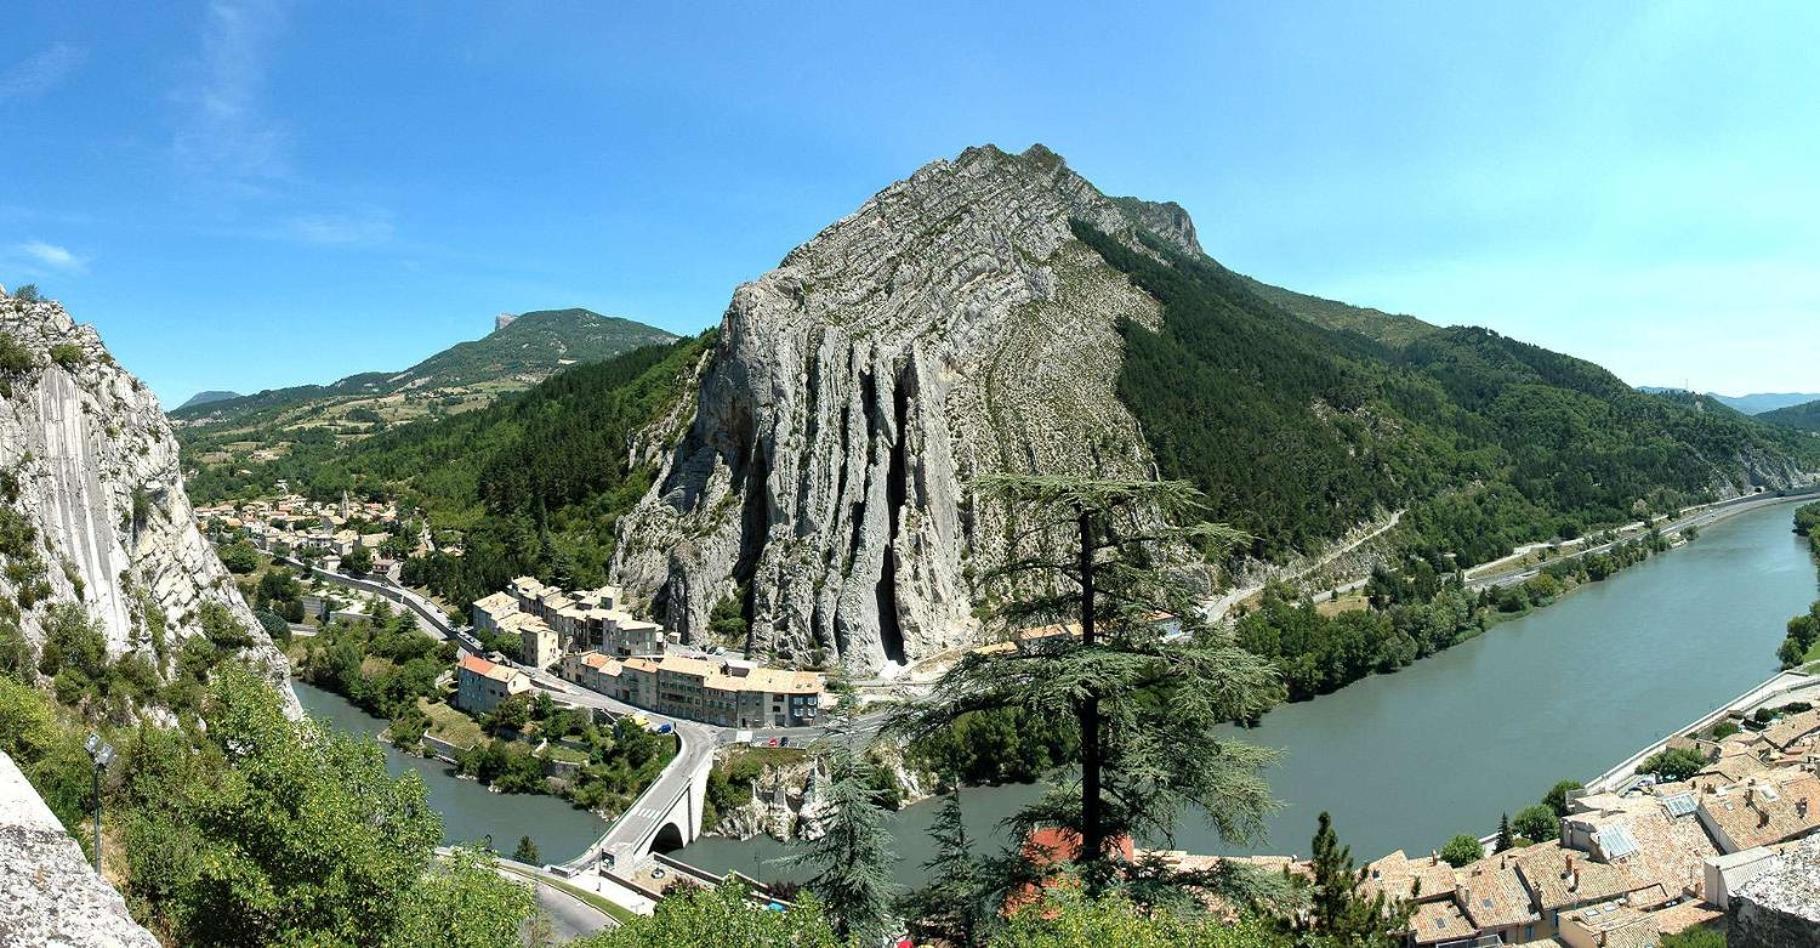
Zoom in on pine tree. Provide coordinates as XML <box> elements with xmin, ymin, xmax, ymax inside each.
<box><xmin>890</xmin><ymin>475</ymin><xmax>1281</xmax><ymax>899</ymax></box>
<box><xmin>1304</xmin><ymin>811</ymin><xmax>1408</xmax><ymax>944</ymax></box>
<box><xmin>1495</xmin><ymin>813</ymin><xmax>1514</xmax><ymax>853</ymax></box>
<box><xmin>903</xmin><ymin>783</ymin><xmax>988</xmax><ymax>945</ymax></box>
<box><xmin>514</xmin><ymin>834</ymin><xmax>541</xmax><ymax>864</ymax></box>
<box><xmin>788</xmin><ymin>717</ymin><xmax>895</xmax><ymax>942</ymax></box>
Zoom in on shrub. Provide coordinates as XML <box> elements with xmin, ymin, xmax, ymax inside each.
<box><xmin>198</xmin><ymin>600</ymin><xmax>253</xmax><ymax>649</ymax></box>
<box><xmin>1440</xmin><ymin>834</ymin><xmax>1484</xmax><ymax>867</ymax></box>
<box><xmin>0</xmin><ymin>332</ymin><xmax>32</xmax><ymax>380</ymax></box>
<box><xmin>11</xmin><ymin>284</ymin><xmax>40</xmax><ymax>302</ymax></box>
<box><xmin>1544</xmin><ymin>779</ymin><xmax>1584</xmax><ymax>816</ymax></box>
<box><xmin>1638</xmin><ymin>746</ymin><xmax>1707</xmax><ymax>782</ymax></box>
<box><xmin>48</xmin><ymin>343</ymin><xmax>85</xmax><ymax>369</ymax></box>
<box><xmin>1512</xmin><ymin>804</ymin><xmax>1560</xmax><ymax>843</ymax></box>
<box><xmin>217</xmin><ymin>540</ymin><xmax>260</xmax><ymax>574</ymax></box>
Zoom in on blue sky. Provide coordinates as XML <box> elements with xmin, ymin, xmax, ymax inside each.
<box><xmin>5</xmin><ymin>2</ymin><xmax>1819</xmax><ymax>404</ymax></box>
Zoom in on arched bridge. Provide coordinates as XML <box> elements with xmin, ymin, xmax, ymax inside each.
<box><xmin>559</xmin><ymin>720</ymin><xmax>720</xmax><ymax>874</ymax></box>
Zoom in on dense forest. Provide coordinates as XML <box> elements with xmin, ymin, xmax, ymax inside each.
<box><xmin>1761</xmin><ymin>397</ymin><xmax>1820</xmax><ymax>433</ymax></box>
<box><xmin>187</xmin><ymin>333</ymin><xmax>712</xmax><ymax>606</ymax></box>
<box><xmin>1081</xmin><ymin>221</ymin><xmax>1820</xmax><ymax>569</ymax></box>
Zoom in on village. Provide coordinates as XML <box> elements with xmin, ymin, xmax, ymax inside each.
<box><xmin>193</xmin><ymin>492</ymin><xmax>833</xmax><ymax>731</ymax></box>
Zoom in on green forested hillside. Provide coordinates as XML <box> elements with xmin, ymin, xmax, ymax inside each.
<box><xmin>188</xmin><ymin>334</ymin><xmax>712</xmax><ymax>605</ymax></box>
<box><xmin>1760</xmin><ymin>398</ymin><xmax>1820</xmax><ymax>433</ymax></box>
<box><xmin>171</xmin><ymin>308</ymin><xmax>677</xmax><ymax>431</ymax></box>
<box><xmin>1081</xmin><ymin>222</ymin><xmax>1819</xmax><ymax>569</ymax></box>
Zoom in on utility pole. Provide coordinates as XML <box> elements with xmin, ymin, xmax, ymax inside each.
<box><xmin>83</xmin><ymin>733</ymin><xmax>114</xmax><ymax>872</ymax></box>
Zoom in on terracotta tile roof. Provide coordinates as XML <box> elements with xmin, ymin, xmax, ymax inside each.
<box><xmin>1762</xmin><ymin>709</ymin><xmax>1820</xmax><ymax>753</ymax></box>
<box><xmin>1362</xmin><ymin>849</ymin><xmax>1458</xmax><ymax>903</ymax></box>
<box><xmin>1456</xmin><ymin>857</ymin><xmax>1537</xmax><ymax>930</ymax></box>
<box><xmin>1512</xmin><ymin>843</ymin><xmax>1638</xmax><ymax>912</ymax></box>
<box><xmin>743</xmin><ymin>667</ymin><xmax>822</xmax><ymax>695</ymax></box>
<box><xmin>1699</xmin><ymin>773</ymin><xmax>1820</xmax><ymax>850</ymax></box>
<box><xmin>1646</xmin><ymin>900</ymin><xmax>1723</xmax><ymax>934</ymax></box>
<box><xmin>1409</xmin><ymin>899</ymin><xmax>1470</xmax><ymax>946</ymax></box>
<box><xmin>458</xmin><ymin>653</ymin><xmax>522</xmax><ymax>685</ymax></box>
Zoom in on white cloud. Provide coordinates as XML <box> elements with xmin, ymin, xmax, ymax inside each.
<box><xmin>171</xmin><ymin>0</ymin><xmax>291</xmax><ymax>182</ymax></box>
<box><xmin>286</xmin><ymin>212</ymin><xmax>394</xmax><ymax>246</ymax></box>
<box><xmin>0</xmin><ymin>43</ymin><xmax>87</xmax><ymax>100</ymax></box>
<box><xmin>14</xmin><ymin>241</ymin><xmax>85</xmax><ymax>273</ymax></box>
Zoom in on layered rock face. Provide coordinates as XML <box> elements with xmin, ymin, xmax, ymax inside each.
<box><xmin>0</xmin><ymin>295</ymin><xmax>291</xmax><ymax>704</ymax></box>
<box><xmin>613</xmin><ymin>145</ymin><xmax>1192</xmax><ymax>674</ymax></box>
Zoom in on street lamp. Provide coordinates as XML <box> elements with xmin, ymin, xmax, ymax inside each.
<box><xmin>84</xmin><ymin>733</ymin><xmax>114</xmax><ymax>871</ymax></box>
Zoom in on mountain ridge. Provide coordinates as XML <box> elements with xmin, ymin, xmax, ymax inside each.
<box><xmin>175</xmin><ymin>389</ymin><xmax>241</xmax><ymax>411</ymax></box>
<box><xmin>171</xmin><ymin>308</ymin><xmax>677</xmax><ymax>425</ymax></box>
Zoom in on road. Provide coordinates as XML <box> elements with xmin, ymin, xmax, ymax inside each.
<box><xmin>1465</xmin><ymin>489</ymin><xmax>1820</xmax><ymax>591</ymax></box>
<box><xmin>524</xmin><ymin>874</ymin><xmax>617</xmax><ymax>940</ymax></box>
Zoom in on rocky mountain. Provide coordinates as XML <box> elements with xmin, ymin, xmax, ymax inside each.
<box><xmin>171</xmin><ymin>308</ymin><xmax>677</xmax><ymax>431</ymax></box>
<box><xmin>606</xmin><ymin>144</ymin><xmax>1819</xmax><ymax>676</ymax></box>
<box><xmin>0</xmin><ymin>292</ymin><xmax>291</xmax><ymax>706</ymax></box>
<box><xmin>611</xmin><ymin>144</ymin><xmax>1193</xmax><ymax>672</ymax></box>
<box><xmin>174</xmin><ymin>389</ymin><xmax>240</xmax><ymax>411</ymax></box>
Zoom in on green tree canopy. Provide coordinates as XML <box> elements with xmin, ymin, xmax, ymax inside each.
<box><xmin>889</xmin><ymin>475</ymin><xmax>1279</xmax><ymax>907</ymax></box>
<box><xmin>1439</xmin><ymin>834</ymin><xmax>1484</xmax><ymax>868</ymax></box>
<box><xmin>572</xmin><ymin>880</ymin><xmax>840</xmax><ymax>948</ymax></box>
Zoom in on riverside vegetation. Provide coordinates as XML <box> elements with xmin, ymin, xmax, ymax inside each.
<box><xmin>1775</xmin><ymin>500</ymin><xmax>1820</xmax><ymax>668</ymax></box>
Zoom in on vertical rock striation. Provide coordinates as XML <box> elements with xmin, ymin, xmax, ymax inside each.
<box><xmin>0</xmin><ymin>294</ymin><xmax>293</xmax><ymax>707</ymax></box>
<box><xmin>612</xmin><ymin>144</ymin><xmax>1196</xmax><ymax>674</ymax></box>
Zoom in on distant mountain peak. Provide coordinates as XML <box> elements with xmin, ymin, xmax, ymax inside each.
<box><xmin>176</xmin><ymin>389</ymin><xmax>241</xmax><ymax>411</ymax></box>
<box><xmin>171</xmin><ymin>308</ymin><xmax>677</xmax><ymax>424</ymax></box>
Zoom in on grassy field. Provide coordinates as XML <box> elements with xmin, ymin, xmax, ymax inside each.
<box><xmin>419</xmin><ymin>697</ymin><xmax>484</xmax><ymax>749</ymax></box>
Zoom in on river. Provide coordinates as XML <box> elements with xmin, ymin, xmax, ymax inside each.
<box><xmin>292</xmin><ymin>681</ymin><xmax>608</xmax><ymax>863</ymax></box>
<box><xmin>676</xmin><ymin>500</ymin><xmax>1819</xmax><ymax>886</ymax></box>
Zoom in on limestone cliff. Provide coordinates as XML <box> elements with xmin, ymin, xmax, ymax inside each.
<box><xmin>0</xmin><ymin>293</ymin><xmax>293</xmax><ymax>708</ymax></box>
<box><xmin>612</xmin><ymin>144</ymin><xmax>1191</xmax><ymax>674</ymax></box>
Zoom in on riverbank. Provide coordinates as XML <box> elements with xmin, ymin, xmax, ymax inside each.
<box><xmin>294</xmin><ymin>681</ymin><xmax>610</xmax><ymax>862</ymax></box>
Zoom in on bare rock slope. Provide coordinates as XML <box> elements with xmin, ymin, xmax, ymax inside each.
<box><xmin>0</xmin><ymin>294</ymin><xmax>292</xmax><ymax>705</ymax></box>
<box><xmin>613</xmin><ymin>144</ymin><xmax>1193</xmax><ymax>673</ymax></box>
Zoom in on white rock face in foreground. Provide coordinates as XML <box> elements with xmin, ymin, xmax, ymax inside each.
<box><xmin>0</xmin><ymin>751</ymin><xmax>161</xmax><ymax>947</ymax></box>
<box><xmin>613</xmin><ymin>144</ymin><xmax>1197</xmax><ymax>674</ymax></box>
<box><xmin>0</xmin><ymin>295</ymin><xmax>293</xmax><ymax>707</ymax></box>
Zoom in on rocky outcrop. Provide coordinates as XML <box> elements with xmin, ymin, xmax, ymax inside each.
<box><xmin>612</xmin><ymin>144</ymin><xmax>1193</xmax><ymax>674</ymax></box>
<box><xmin>0</xmin><ymin>751</ymin><xmax>161</xmax><ymax>947</ymax></box>
<box><xmin>708</xmin><ymin>747</ymin><xmax>932</xmax><ymax>842</ymax></box>
<box><xmin>710</xmin><ymin>754</ymin><xmax>828</xmax><ymax>842</ymax></box>
<box><xmin>0</xmin><ymin>294</ymin><xmax>293</xmax><ymax>708</ymax></box>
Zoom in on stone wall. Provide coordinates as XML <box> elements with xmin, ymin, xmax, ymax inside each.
<box><xmin>1727</xmin><ymin>837</ymin><xmax>1820</xmax><ymax>948</ymax></box>
<box><xmin>0</xmin><ymin>751</ymin><xmax>160</xmax><ymax>947</ymax></box>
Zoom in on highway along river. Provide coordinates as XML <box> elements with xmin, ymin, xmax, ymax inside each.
<box><xmin>678</xmin><ymin>500</ymin><xmax>1819</xmax><ymax>886</ymax></box>
<box><xmin>293</xmin><ymin>681</ymin><xmax>608</xmax><ymax>863</ymax></box>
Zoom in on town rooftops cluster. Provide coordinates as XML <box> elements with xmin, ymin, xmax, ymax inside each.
<box><xmin>473</xmin><ymin>576</ymin><xmax>828</xmax><ymax>729</ymax></box>
<box><xmin>196</xmin><ymin>492</ymin><xmax>421</xmax><ymax>578</ymax></box>
<box><xmin>1149</xmin><ymin>705</ymin><xmax>1820</xmax><ymax>946</ymax></box>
